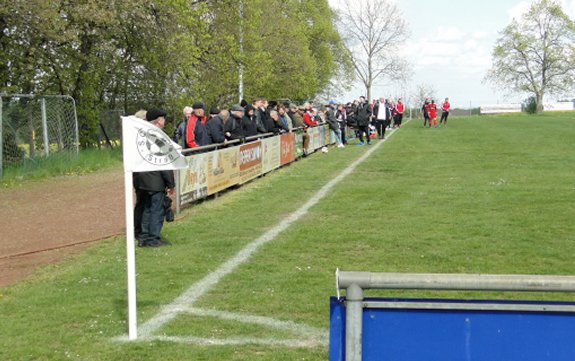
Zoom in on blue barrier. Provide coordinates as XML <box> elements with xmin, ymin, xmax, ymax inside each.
<box><xmin>330</xmin><ymin>297</ymin><xmax>575</xmax><ymax>361</ymax></box>
<box><xmin>333</xmin><ymin>271</ymin><xmax>575</xmax><ymax>361</ymax></box>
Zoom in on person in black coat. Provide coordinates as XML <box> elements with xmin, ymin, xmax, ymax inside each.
<box><xmin>242</xmin><ymin>104</ymin><xmax>258</xmax><ymax>137</ymax></box>
<box><xmin>355</xmin><ymin>96</ymin><xmax>372</xmax><ymax>145</ymax></box>
<box><xmin>206</xmin><ymin>107</ymin><xmax>226</xmax><ymax>144</ymax></box>
<box><xmin>226</xmin><ymin>105</ymin><xmax>246</xmax><ymax>141</ymax></box>
<box><xmin>133</xmin><ymin>109</ymin><xmax>175</xmax><ymax>247</ymax></box>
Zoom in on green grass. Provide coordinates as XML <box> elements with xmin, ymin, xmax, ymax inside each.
<box><xmin>1</xmin><ymin>148</ymin><xmax>122</xmax><ymax>188</ymax></box>
<box><xmin>1</xmin><ymin>112</ymin><xmax>574</xmax><ymax>360</ymax></box>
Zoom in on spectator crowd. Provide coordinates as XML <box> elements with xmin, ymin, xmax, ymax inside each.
<box><xmin>132</xmin><ymin>94</ymin><xmax>450</xmax><ymax>247</ymax></box>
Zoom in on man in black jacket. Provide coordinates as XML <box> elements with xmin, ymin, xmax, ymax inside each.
<box><xmin>355</xmin><ymin>96</ymin><xmax>372</xmax><ymax>145</ymax></box>
<box><xmin>226</xmin><ymin>105</ymin><xmax>246</xmax><ymax>141</ymax></box>
<box><xmin>206</xmin><ymin>107</ymin><xmax>226</xmax><ymax>144</ymax></box>
<box><xmin>134</xmin><ymin>108</ymin><xmax>175</xmax><ymax>247</ymax></box>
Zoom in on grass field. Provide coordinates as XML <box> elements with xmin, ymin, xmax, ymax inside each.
<box><xmin>1</xmin><ymin>112</ymin><xmax>574</xmax><ymax>360</ymax></box>
<box><xmin>1</xmin><ymin>148</ymin><xmax>122</xmax><ymax>188</ymax></box>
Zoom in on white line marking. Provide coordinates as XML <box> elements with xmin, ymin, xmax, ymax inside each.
<box><xmin>181</xmin><ymin>307</ymin><xmax>327</xmax><ymax>339</ymax></box>
<box><xmin>131</xmin><ymin>129</ymin><xmax>398</xmax><ymax>341</ymax></box>
<box><xmin>142</xmin><ymin>335</ymin><xmax>326</xmax><ymax>348</ymax></box>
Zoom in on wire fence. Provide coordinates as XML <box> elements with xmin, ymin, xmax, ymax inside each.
<box><xmin>0</xmin><ymin>94</ymin><xmax>78</xmax><ymax>177</ymax></box>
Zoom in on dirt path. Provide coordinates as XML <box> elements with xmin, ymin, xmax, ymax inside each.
<box><xmin>0</xmin><ymin>169</ymin><xmax>125</xmax><ymax>287</ymax></box>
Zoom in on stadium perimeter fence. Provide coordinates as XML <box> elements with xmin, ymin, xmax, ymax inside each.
<box><xmin>0</xmin><ymin>94</ymin><xmax>79</xmax><ymax>178</ymax></box>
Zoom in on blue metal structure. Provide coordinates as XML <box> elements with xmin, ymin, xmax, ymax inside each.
<box><xmin>330</xmin><ymin>297</ymin><xmax>575</xmax><ymax>361</ymax></box>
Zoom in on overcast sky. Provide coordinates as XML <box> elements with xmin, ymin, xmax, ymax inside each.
<box><xmin>329</xmin><ymin>0</ymin><xmax>575</xmax><ymax>108</ymax></box>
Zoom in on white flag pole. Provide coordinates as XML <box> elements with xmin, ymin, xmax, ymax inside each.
<box><xmin>124</xmin><ymin>170</ymin><xmax>138</xmax><ymax>340</ymax></box>
<box><xmin>121</xmin><ymin>114</ymin><xmax>188</xmax><ymax>340</ymax></box>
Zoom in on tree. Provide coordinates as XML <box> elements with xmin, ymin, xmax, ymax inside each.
<box><xmin>413</xmin><ymin>83</ymin><xmax>437</xmax><ymax>118</ymax></box>
<box><xmin>337</xmin><ymin>0</ymin><xmax>410</xmax><ymax>101</ymax></box>
<box><xmin>485</xmin><ymin>0</ymin><xmax>575</xmax><ymax>113</ymax></box>
<box><xmin>1</xmin><ymin>0</ymin><xmax>346</xmax><ymax>146</ymax></box>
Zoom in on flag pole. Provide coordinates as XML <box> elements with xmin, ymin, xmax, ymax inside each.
<box><xmin>124</xmin><ymin>170</ymin><xmax>138</xmax><ymax>340</ymax></box>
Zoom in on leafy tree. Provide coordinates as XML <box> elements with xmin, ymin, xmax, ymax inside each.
<box><xmin>337</xmin><ymin>0</ymin><xmax>411</xmax><ymax>101</ymax></box>
<box><xmin>1</xmin><ymin>0</ymin><xmax>347</xmax><ymax>146</ymax></box>
<box><xmin>485</xmin><ymin>0</ymin><xmax>575</xmax><ymax>113</ymax></box>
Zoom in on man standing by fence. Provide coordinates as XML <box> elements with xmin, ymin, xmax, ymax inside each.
<box><xmin>355</xmin><ymin>96</ymin><xmax>372</xmax><ymax>145</ymax></box>
<box><xmin>134</xmin><ymin>109</ymin><xmax>175</xmax><ymax>247</ymax></box>
<box><xmin>373</xmin><ymin>96</ymin><xmax>390</xmax><ymax>139</ymax></box>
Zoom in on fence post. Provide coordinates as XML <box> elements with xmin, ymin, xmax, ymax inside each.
<box><xmin>41</xmin><ymin>98</ymin><xmax>50</xmax><ymax>156</ymax></box>
<box><xmin>65</xmin><ymin>95</ymin><xmax>80</xmax><ymax>154</ymax></box>
<box><xmin>0</xmin><ymin>96</ymin><xmax>3</xmax><ymax>178</ymax></box>
<box><xmin>346</xmin><ymin>283</ymin><xmax>363</xmax><ymax>361</ymax></box>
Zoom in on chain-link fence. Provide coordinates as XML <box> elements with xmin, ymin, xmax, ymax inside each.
<box><xmin>0</xmin><ymin>94</ymin><xmax>78</xmax><ymax>177</ymax></box>
<box><xmin>98</xmin><ymin>110</ymin><xmax>124</xmax><ymax>149</ymax></box>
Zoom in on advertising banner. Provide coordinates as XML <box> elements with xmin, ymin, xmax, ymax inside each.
<box><xmin>280</xmin><ymin>132</ymin><xmax>295</xmax><ymax>166</ymax></box>
<box><xmin>207</xmin><ymin>147</ymin><xmax>240</xmax><ymax>195</ymax></box>
<box><xmin>239</xmin><ymin>141</ymin><xmax>263</xmax><ymax>183</ymax></box>
<box><xmin>309</xmin><ymin>126</ymin><xmax>322</xmax><ymax>151</ymax></box>
<box><xmin>261</xmin><ymin>136</ymin><xmax>281</xmax><ymax>174</ymax></box>
<box><xmin>294</xmin><ymin>130</ymin><xmax>304</xmax><ymax>158</ymax></box>
<box><xmin>179</xmin><ymin>152</ymin><xmax>209</xmax><ymax>203</ymax></box>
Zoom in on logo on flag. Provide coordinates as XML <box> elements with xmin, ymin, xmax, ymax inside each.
<box><xmin>136</xmin><ymin>128</ymin><xmax>180</xmax><ymax>166</ymax></box>
<box><xmin>122</xmin><ymin>115</ymin><xmax>188</xmax><ymax>172</ymax></box>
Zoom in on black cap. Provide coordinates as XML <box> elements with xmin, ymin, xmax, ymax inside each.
<box><xmin>146</xmin><ymin>108</ymin><xmax>167</xmax><ymax>122</ymax></box>
<box><xmin>192</xmin><ymin>101</ymin><xmax>205</xmax><ymax>110</ymax></box>
<box><xmin>209</xmin><ymin>107</ymin><xmax>220</xmax><ymax>115</ymax></box>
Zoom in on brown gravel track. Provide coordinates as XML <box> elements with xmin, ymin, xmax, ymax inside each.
<box><xmin>0</xmin><ymin>169</ymin><xmax>125</xmax><ymax>287</ymax></box>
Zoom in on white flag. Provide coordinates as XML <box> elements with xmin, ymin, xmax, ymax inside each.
<box><xmin>121</xmin><ymin>115</ymin><xmax>188</xmax><ymax>172</ymax></box>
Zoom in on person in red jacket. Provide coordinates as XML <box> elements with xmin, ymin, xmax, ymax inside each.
<box><xmin>302</xmin><ymin>102</ymin><xmax>319</xmax><ymax>127</ymax></box>
<box><xmin>185</xmin><ymin>102</ymin><xmax>210</xmax><ymax>148</ymax></box>
<box><xmin>440</xmin><ymin>97</ymin><xmax>451</xmax><ymax>126</ymax></box>
<box><xmin>394</xmin><ymin>98</ymin><xmax>405</xmax><ymax>128</ymax></box>
<box><xmin>426</xmin><ymin>100</ymin><xmax>438</xmax><ymax>128</ymax></box>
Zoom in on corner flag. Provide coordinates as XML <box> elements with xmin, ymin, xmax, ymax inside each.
<box><xmin>120</xmin><ymin>115</ymin><xmax>188</xmax><ymax>340</ymax></box>
<box><xmin>121</xmin><ymin>115</ymin><xmax>188</xmax><ymax>173</ymax></box>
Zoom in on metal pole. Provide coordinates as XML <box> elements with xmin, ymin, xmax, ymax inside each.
<box><xmin>345</xmin><ymin>283</ymin><xmax>363</xmax><ymax>361</ymax></box>
<box><xmin>67</xmin><ymin>96</ymin><xmax>80</xmax><ymax>154</ymax></box>
<box><xmin>124</xmin><ymin>170</ymin><xmax>138</xmax><ymax>340</ymax></box>
<box><xmin>238</xmin><ymin>0</ymin><xmax>244</xmax><ymax>102</ymax></box>
<box><xmin>175</xmin><ymin>169</ymin><xmax>181</xmax><ymax>215</ymax></box>
<box><xmin>41</xmin><ymin>98</ymin><xmax>50</xmax><ymax>156</ymax></box>
<box><xmin>338</xmin><ymin>271</ymin><xmax>575</xmax><ymax>293</ymax></box>
<box><xmin>0</xmin><ymin>96</ymin><xmax>3</xmax><ymax>179</ymax></box>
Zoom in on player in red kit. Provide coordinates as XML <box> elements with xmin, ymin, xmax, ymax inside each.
<box><xmin>440</xmin><ymin>97</ymin><xmax>450</xmax><ymax>126</ymax></box>
<box><xmin>394</xmin><ymin>98</ymin><xmax>405</xmax><ymax>128</ymax></box>
<box><xmin>427</xmin><ymin>100</ymin><xmax>438</xmax><ymax>128</ymax></box>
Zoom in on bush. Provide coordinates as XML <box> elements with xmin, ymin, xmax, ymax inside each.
<box><xmin>523</xmin><ymin>96</ymin><xmax>537</xmax><ymax>114</ymax></box>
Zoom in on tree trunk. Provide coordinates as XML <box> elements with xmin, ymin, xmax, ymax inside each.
<box><xmin>536</xmin><ymin>92</ymin><xmax>544</xmax><ymax>113</ymax></box>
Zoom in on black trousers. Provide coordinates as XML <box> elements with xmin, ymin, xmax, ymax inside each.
<box><xmin>441</xmin><ymin>111</ymin><xmax>449</xmax><ymax>123</ymax></box>
<box><xmin>395</xmin><ymin>113</ymin><xmax>403</xmax><ymax>126</ymax></box>
<box><xmin>358</xmin><ymin>125</ymin><xmax>370</xmax><ymax>142</ymax></box>
<box><xmin>134</xmin><ymin>188</ymin><xmax>147</xmax><ymax>239</ymax></box>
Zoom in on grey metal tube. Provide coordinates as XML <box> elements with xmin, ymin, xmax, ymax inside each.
<box><xmin>41</xmin><ymin>98</ymin><xmax>50</xmax><ymax>156</ymax></box>
<box><xmin>338</xmin><ymin>271</ymin><xmax>575</xmax><ymax>293</ymax></box>
<box><xmin>345</xmin><ymin>283</ymin><xmax>363</xmax><ymax>361</ymax></box>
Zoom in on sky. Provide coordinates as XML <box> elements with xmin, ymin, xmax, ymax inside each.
<box><xmin>328</xmin><ymin>0</ymin><xmax>575</xmax><ymax>108</ymax></box>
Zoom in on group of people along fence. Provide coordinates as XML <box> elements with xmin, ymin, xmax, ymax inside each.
<box><xmin>131</xmin><ymin>94</ymin><xmax>450</xmax><ymax>247</ymax></box>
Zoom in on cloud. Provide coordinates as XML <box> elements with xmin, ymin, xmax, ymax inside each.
<box><xmin>435</xmin><ymin>26</ymin><xmax>466</xmax><ymax>41</ymax></box>
<box><xmin>404</xmin><ymin>25</ymin><xmax>492</xmax><ymax>74</ymax></box>
<box><xmin>562</xmin><ymin>0</ymin><xmax>575</xmax><ymax>18</ymax></box>
<box><xmin>508</xmin><ymin>2</ymin><xmax>530</xmax><ymax>20</ymax></box>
